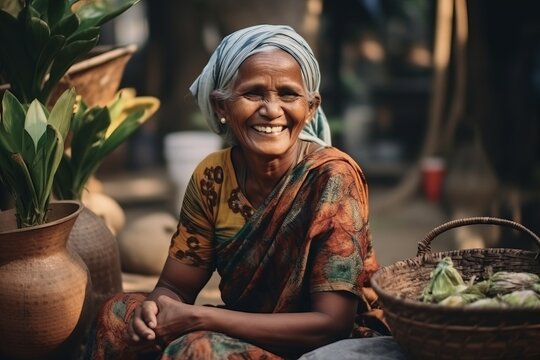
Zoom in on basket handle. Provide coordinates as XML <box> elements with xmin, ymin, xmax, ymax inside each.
<box><xmin>416</xmin><ymin>217</ymin><xmax>540</xmax><ymax>256</ymax></box>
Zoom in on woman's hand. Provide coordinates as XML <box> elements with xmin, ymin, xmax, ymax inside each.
<box><xmin>153</xmin><ymin>295</ymin><xmax>200</xmax><ymax>344</ymax></box>
<box><xmin>125</xmin><ymin>299</ymin><xmax>160</xmax><ymax>352</ymax></box>
<box><xmin>123</xmin><ymin>257</ymin><xmax>214</xmax><ymax>352</ymax></box>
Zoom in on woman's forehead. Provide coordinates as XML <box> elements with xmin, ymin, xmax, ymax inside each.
<box><xmin>237</xmin><ymin>49</ymin><xmax>303</xmax><ymax>79</ymax></box>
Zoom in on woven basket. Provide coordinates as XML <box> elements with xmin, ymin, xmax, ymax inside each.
<box><xmin>371</xmin><ymin>217</ymin><xmax>540</xmax><ymax>360</ymax></box>
<box><xmin>49</xmin><ymin>44</ymin><xmax>137</xmax><ymax>107</ymax></box>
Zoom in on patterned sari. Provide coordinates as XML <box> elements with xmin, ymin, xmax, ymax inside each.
<box><xmin>85</xmin><ymin>147</ymin><xmax>389</xmax><ymax>360</ymax></box>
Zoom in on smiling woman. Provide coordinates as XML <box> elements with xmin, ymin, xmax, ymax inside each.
<box><xmin>85</xmin><ymin>25</ymin><xmax>405</xmax><ymax>360</ymax></box>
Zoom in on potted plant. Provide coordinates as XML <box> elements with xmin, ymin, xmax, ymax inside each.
<box><xmin>0</xmin><ymin>89</ymin><xmax>75</xmax><ymax>227</ymax></box>
<box><xmin>0</xmin><ymin>0</ymin><xmax>143</xmax><ymax>357</ymax></box>
<box><xmin>0</xmin><ymin>88</ymin><xmax>91</xmax><ymax>359</ymax></box>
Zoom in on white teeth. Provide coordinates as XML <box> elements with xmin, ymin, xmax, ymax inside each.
<box><xmin>253</xmin><ymin>125</ymin><xmax>284</xmax><ymax>134</ymax></box>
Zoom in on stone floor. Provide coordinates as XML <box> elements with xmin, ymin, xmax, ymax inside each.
<box><xmin>102</xmin><ymin>166</ymin><xmax>454</xmax><ymax>306</ymax></box>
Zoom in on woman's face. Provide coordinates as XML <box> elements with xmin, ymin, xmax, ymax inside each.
<box><xmin>216</xmin><ymin>48</ymin><xmax>320</xmax><ymax>158</ymax></box>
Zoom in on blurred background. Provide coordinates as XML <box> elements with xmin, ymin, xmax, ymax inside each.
<box><xmin>7</xmin><ymin>0</ymin><xmax>540</xmax><ymax>297</ymax></box>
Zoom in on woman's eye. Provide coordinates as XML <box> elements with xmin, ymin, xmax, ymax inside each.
<box><xmin>280</xmin><ymin>93</ymin><xmax>299</xmax><ymax>101</ymax></box>
<box><xmin>243</xmin><ymin>92</ymin><xmax>263</xmax><ymax>100</ymax></box>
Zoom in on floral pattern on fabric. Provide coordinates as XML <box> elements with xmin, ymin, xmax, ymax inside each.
<box><xmin>85</xmin><ymin>293</ymin><xmax>148</xmax><ymax>360</ymax></box>
<box><xmin>228</xmin><ymin>188</ymin><xmax>254</xmax><ymax>220</ymax></box>
<box><xmin>172</xmin><ymin>236</ymin><xmax>204</xmax><ymax>267</ymax></box>
<box><xmin>162</xmin><ymin>331</ymin><xmax>282</xmax><ymax>360</ymax></box>
<box><xmin>200</xmin><ymin>166</ymin><xmax>224</xmax><ymax>208</ymax></box>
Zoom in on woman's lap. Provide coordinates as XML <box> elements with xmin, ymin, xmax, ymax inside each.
<box><xmin>162</xmin><ymin>331</ymin><xmax>282</xmax><ymax>360</ymax></box>
<box><xmin>86</xmin><ymin>293</ymin><xmax>282</xmax><ymax>360</ymax></box>
<box><xmin>87</xmin><ymin>293</ymin><xmax>403</xmax><ymax>360</ymax></box>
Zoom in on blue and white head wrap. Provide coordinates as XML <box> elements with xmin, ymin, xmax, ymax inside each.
<box><xmin>189</xmin><ymin>24</ymin><xmax>331</xmax><ymax>146</ymax></box>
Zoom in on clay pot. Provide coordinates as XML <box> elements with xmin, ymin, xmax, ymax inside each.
<box><xmin>68</xmin><ymin>206</ymin><xmax>123</xmax><ymax>318</ymax></box>
<box><xmin>0</xmin><ymin>201</ymin><xmax>91</xmax><ymax>359</ymax></box>
<box><xmin>82</xmin><ymin>190</ymin><xmax>126</xmax><ymax>236</ymax></box>
<box><xmin>119</xmin><ymin>212</ymin><xmax>177</xmax><ymax>275</ymax></box>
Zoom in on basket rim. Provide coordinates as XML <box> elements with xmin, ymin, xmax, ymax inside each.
<box><xmin>371</xmin><ymin>247</ymin><xmax>540</xmax><ymax>316</ymax></box>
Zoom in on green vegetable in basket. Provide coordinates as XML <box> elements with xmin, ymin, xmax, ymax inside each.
<box><xmin>501</xmin><ymin>290</ymin><xmax>540</xmax><ymax>308</ymax></box>
<box><xmin>421</xmin><ymin>257</ymin><xmax>466</xmax><ymax>303</ymax></box>
<box><xmin>438</xmin><ymin>292</ymin><xmax>484</xmax><ymax>306</ymax></box>
<box><xmin>436</xmin><ymin>276</ymin><xmax>486</xmax><ymax>306</ymax></box>
<box><xmin>468</xmin><ymin>297</ymin><xmax>508</xmax><ymax>308</ymax></box>
<box><xmin>487</xmin><ymin>271</ymin><xmax>540</xmax><ymax>296</ymax></box>
<box><xmin>468</xmin><ymin>279</ymin><xmax>491</xmax><ymax>296</ymax></box>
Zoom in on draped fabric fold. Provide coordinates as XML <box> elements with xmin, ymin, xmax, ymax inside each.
<box><xmin>215</xmin><ymin>147</ymin><xmax>390</xmax><ymax>337</ymax></box>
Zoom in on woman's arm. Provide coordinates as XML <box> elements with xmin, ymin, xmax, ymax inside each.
<box><xmin>152</xmin><ymin>290</ymin><xmax>358</xmax><ymax>357</ymax></box>
<box><xmin>153</xmin><ymin>256</ymin><xmax>214</xmax><ymax>304</ymax></box>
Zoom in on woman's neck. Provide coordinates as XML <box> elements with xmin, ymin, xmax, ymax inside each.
<box><xmin>235</xmin><ymin>141</ymin><xmax>308</xmax><ymax>208</ymax></box>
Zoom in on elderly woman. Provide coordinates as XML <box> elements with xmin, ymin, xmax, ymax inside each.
<box><xmin>86</xmin><ymin>25</ymin><xmax>404</xmax><ymax>360</ymax></box>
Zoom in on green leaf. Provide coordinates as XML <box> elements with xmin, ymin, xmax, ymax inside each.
<box><xmin>71</xmin><ymin>97</ymin><xmax>88</xmax><ymax>134</ymax></box>
<box><xmin>30</xmin><ymin>0</ymin><xmax>49</xmax><ymax>17</ymax></box>
<box><xmin>24</xmin><ymin>99</ymin><xmax>48</xmax><ymax>151</ymax></box>
<box><xmin>10</xmin><ymin>152</ymin><xmax>39</xmax><ymax>223</ymax></box>
<box><xmin>38</xmin><ymin>125</ymin><xmax>64</xmax><ymax>209</ymax></box>
<box><xmin>75</xmin><ymin>109</ymin><xmax>143</xmax><ymax>191</ymax></box>
<box><xmin>34</xmin><ymin>34</ymin><xmax>66</xmax><ymax>88</ymax></box>
<box><xmin>51</xmin><ymin>12</ymin><xmax>79</xmax><ymax>37</ymax></box>
<box><xmin>48</xmin><ymin>87</ymin><xmax>75</xmax><ymax>140</ymax></box>
<box><xmin>31</xmin><ymin>134</ymin><xmax>46</xmax><ymax>204</ymax></box>
<box><xmin>97</xmin><ymin>108</ymin><xmax>144</xmax><ymax>159</ymax></box>
<box><xmin>70</xmin><ymin>106</ymin><xmax>109</xmax><ymax>175</ymax></box>
<box><xmin>0</xmin><ymin>10</ymin><xmax>35</xmax><ymax>102</ymax></box>
<box><xmin>53</xmin><ymin>153</ymin><xmax>75</xmax><ymax>199</ymax></box>
<box><xmin>0</xmin><ymin>143</ymin><xmax>23</xmax><ymax>190</ymax></box>
<box><xmin>21</xmin><ymin>129</ymin><xmax>37</xmax><ymax>176</ymax></box>
<box><xmin>40</xmin><ymin>37</ymin><xmax>98</xmax><ymax>102</ymax></box>
<box><xmin>106</xmin><ymin>90</ymin><xmax>123</xmax><ymax>121</ymax></box>
<box><xmin>0</xmin><ymin>90</ymin><xmax>26</xmax><ymax>152</ymax></box>
<box><xmin>25</xmin><ymin>13</ymin><xmax>50</xmax><ymax>61</ymax></box>
<box><xmin>47</xmin><ymin>0</ymin><xmax>68</xmax><ymax>28</ymax></box>
<box><xmin>75</xmin><ymin>0</ymin><xmax>140</xmax><ymax>32</ymax></box>
<box><xmin>66</xmin><ymin>25</ymin><xmax>99</xmax><ymax>42</ymax></box>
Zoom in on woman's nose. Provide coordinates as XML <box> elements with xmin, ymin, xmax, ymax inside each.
<box><xmin>258</xmin><ymin>94</ymin><xmax>283</xmax><ymax>119</ymax></box>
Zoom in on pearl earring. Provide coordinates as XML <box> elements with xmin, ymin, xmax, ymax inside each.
<box><xmin>220</xmin><ymin>117</ymin><xmax>226</xmax><ymax>124</ymax></box>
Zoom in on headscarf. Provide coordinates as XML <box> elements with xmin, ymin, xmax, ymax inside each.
<box><xmin>189</xmin><ymin>24</ymin><xmax>331</xmax><ymax>146</ymax></box>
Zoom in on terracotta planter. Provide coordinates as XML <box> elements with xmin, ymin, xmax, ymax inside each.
<box><xmin>68</xmin><ymin>206</ymin><xmax>123</xmax><ymax>317</ymax></box>
<box><xmin>0</xmin><ymin>201</ymin><xmax>91</xmax><ymax>359</ymax></box>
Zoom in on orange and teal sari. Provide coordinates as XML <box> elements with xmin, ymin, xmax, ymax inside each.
<box><xmin>86</xmin><ymin>146</ymin><xmax>389</xmax><ymax>360</ymax></box>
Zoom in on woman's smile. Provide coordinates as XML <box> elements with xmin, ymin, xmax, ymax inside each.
<box><xmin>252</xmin><ymin>125</ymin><xmax>286</xmax><ymax>134</ymax></box>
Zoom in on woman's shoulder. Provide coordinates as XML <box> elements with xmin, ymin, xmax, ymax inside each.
<box><xmin>308</xmin><ymin>146</ymin><xmax>363</xmax><ymax>173</ymax></box>
<box><xmin>193</xmin><ymin>147</ymin><xmax>233</xmax><ymax>173</ymax></box>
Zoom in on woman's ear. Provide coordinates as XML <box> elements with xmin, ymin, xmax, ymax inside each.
<box><xmin>306</xmin><ymin>92</ymin><xmax>321</xmax><ymax>123</ymax></box>
<box><xmin>210</xmin><ymin>91</ymin><xmax>227</xmax><ymax>119</ymax></box>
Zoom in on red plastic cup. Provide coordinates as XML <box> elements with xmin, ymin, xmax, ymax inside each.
<box><xmin>421</xmin><ymin>157</ymin><xmax>445</xmax><ymax>202</ymax></box>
